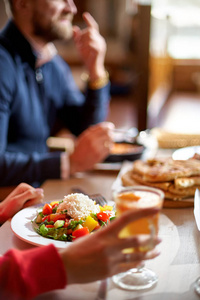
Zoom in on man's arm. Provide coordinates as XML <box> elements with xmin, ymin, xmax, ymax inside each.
<box><xmin>0</xmin><ymin>151</ymin><xmax>61</xmax><ymax>186</ymax></box>
<box><xmin>54</xmin><ymin>56</ymin><xmax>111</xmax><ymax>136</ymax></box>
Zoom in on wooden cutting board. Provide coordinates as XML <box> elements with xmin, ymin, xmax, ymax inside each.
<box><xmin>163</xmin><ymin>199</ymin><xmax>194</xmax><ymax>208</ymax></box>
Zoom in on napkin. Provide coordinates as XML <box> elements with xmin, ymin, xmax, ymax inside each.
<box><xmin>194</xmin><ymin>189</ymin><xmax>200</xmax><ymax>230</ymax></box>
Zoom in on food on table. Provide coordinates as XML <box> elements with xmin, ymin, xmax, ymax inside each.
<box><xmin>192</xmin><ymin>153</ymin><xmax>200</xmax><ymax>160</ymax></box>
<box><xmin>110</xmin><ymin>143</ymin><xmax>144</xmax><ymax>155</ymax></box>
<box><xmin>105</xmin><ymin>142</ymin><xmax>144</xmax><ymax>163</ymax></box>
<box><xmin>33</xmin><ymin>193</ymin><xmax>115</xmax><ymax>242</ymax></box>
<box><xmin>121</xmin><ymin>157</ymin><xmax>200</xmax><ymax>201</ymax></box>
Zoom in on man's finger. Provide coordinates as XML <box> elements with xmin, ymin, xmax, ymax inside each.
<box><xmin>73</xmin><ymin>25</ymin><xmax>81</xmax><ymax>39</ymax></box>
<box><xmin>82</xmin><ymin>12</ymin><xmax>99</xmax><ymax>30</ymax></box>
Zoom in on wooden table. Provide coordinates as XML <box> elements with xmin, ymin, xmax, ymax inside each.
<box><xmin>0</xmin><ymin>167</ymin><xmax>200</xmax><ymax>299</ymax></box>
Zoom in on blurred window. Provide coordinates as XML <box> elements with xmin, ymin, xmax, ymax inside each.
<box><xmin>151</xmin><ymin>0</ymin><xmax>200</xmax><ymax>59</ymax></box>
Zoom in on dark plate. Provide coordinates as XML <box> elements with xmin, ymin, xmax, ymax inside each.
<box><xmin>104</xmin><ymin>141</ymin><xmax>145</xmax><ymax>163</ymax></box>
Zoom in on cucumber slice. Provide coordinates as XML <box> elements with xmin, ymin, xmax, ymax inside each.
<box><xmin>54</xmin><ymin>220</ymin><xmax>65</xmax><ymax>229</ymax></box>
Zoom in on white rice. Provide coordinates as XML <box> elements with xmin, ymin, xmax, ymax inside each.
<box><xmin>56</xmin><ymin>193</ymin><xmax>100</xmax><ymax>220</ymax></box>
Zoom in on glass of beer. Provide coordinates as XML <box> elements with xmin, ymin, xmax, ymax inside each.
<box><xmin>112</xmin><ymin>186</ymin><xmax>164</xmax><ymax>290</ymax></box>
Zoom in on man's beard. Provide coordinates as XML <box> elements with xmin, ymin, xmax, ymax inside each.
<box><xmin>32</xmin><ymin>14</ymin><xmax>74</xmax><ymax>42</ymax></box>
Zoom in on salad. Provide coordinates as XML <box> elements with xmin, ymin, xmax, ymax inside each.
<box><xmin>33</xmin><ymin>193</ymin><xmax>115</xmax><ymax>242</ymax></box>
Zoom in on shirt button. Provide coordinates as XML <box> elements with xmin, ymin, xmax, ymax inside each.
<box><xmin>35</xmin><ymin>69</ymin><xmax>43</xmax><ymax>83</ymax></box>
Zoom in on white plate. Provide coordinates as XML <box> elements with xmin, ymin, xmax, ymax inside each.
<box><xmin>11</xmin><ymin>204</ymin><xmax>70</xmax><ymax>249</ymax></box>
<box><xmin>11</xmin><ymin>200</ymin><xmax>115</xmax><ymax>249</ymax></box>
<box><xmin>172</xmin><ymin>145</ymin><xmax>200</xmax><ymax>160</ymax></box>
<box><xmin>94</xmin><ymin>162</ymin><xmax>122</xmax><ymax>171</ymax></box>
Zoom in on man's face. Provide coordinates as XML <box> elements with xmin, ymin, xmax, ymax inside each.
<box><xmin>29</xmin><ymin>0</ymin><xmax>77</xmax><ymax>42</ymax></box>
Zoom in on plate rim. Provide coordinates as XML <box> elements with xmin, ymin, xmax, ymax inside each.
<box><xmin>172</xmin><ymin>145</ymin><xmax>200</xmax><ymax>160</ymax></box>
<box><xmin>11</xmin><ymin>202</ymin><xmax>71</xmax><ymax>249</ymax></box>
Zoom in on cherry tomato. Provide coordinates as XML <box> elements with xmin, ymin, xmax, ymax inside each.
<box><xmin>72</xmin><ymin>227</ymin><xmax>89</xmax><ymax>239</ymax></box>
<box><xmin>49</xmin><ymin>213</ymin><xmax>66</xmax><ymax>223</ymax></box>
<box><xmin>42</xmin><ymin>203</ymin><xmax>53</xmax><ymax>215</ymax></box>
<box><xmin>97</xmin><ymin>211</ymin><xmax>110</xmax><ymax>222</ymax></box>
<box><xmin>64</xmin><ymin>220</ymin><xmax>70</xmax><ymax>228</ymax></box>
<box><xmin>42</xmin><ymin>215</ymin><xmax>50</xmax><ymax>222</ymax></box>
<box><xmin>46</xmin><ymin>225</ymin><xmax>54</xmax><ymax>228</ymax></box>
<box><xmin>67</xmin><ymin>229</ymin><xmax>73</xmax><ymax>235</ymax></box>
<box><xmin>52</xmin><ymin>203</ymin><xmax>59</xmax><ymax>209</ymax></box>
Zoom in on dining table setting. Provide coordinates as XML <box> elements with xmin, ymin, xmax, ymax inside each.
<box><xmin>1</xmin><ymin>130</ymin><xmax>200</xmax><ymax>300</ymax></box>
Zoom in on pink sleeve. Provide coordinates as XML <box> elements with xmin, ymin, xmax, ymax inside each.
<box><xmin>0</xmin><ymin>244</ymin><xmax>67</xmax><ymax>299</ymax></box>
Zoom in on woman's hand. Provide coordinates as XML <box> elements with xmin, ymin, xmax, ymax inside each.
<box><xmin>0</xmin><ymin>183</ymin><xmax>44</xmax><ymax>224</ymax></box>
<box><xmin>60</xmin><ymin>207</ymin><xmax>161</xmax><ymax>284</ymax></box>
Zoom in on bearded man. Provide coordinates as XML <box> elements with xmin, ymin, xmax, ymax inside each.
<box><xmin>0</xmin><ymin>0</ymin><xmax>114</xmax><ymax>186</ymax></box>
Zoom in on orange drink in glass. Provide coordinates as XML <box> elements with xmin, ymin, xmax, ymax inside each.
<box><xmin>112</xmin><ymin>186</ymin><xmax>164</xmax><ymax>290</ymax></box>
<box><xmin>116</xmin><ymin>187</ymin><xmax>163</xmax><ymax>236</ymax></box>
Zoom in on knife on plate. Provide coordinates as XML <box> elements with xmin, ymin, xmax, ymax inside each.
<box><xmin>194</xmin><ymin>189</ymin><xmax>200</xmax><ymax>230</ymax></box>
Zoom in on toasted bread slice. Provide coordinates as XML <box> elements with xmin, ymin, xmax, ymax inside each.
<box><xmin>133</xmin><ymin>158</ymin><xmax>200</xmax><ymax>182</ymax></box>
<box><xmin>121</xmin><ymin>170</ymin><xmax>138</xmax><ymax>187</ymax></box>
<box><xmin>131</xmin><ymin>172</ymin><xmax>172</xmax><ymax>191</ymax></box>
<box><xmin>121</xmin><ymin>170</ymin><xmax>190</xmax><ymax>201</ymax></box>
<box><xmin>174</xmin><ymin>176</ymin><xmax>200</xmax><ymax>188</ymax></box>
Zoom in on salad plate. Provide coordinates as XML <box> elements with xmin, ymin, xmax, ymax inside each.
<box><xmin>11</xmin><ymin>199</ymin><xmax>115</xmax><ymax>249</ymax></box>
<box><xmin>11</xmin><ymin>202</ymin><xmax>71</xmax><ymax>249</ymax></box>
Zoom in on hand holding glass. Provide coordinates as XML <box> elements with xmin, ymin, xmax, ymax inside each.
<box><xmin>112</xmin><ymin>186</ymin><xmax>164</xmax><ymax>290</ymax></box>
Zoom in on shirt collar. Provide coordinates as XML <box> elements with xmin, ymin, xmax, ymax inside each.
<box><xmin>25</xmin><ymin>34</ymin><xmax>58</xmax><ymax>68</ymax></box>
<box><xmin>0</xmin><ymin>20</ymin><xmax>57</xmax><ymax>69</ymax></box>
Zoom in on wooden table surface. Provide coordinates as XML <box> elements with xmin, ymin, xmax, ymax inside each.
<box><xmin>0</xmin><ymin>165</ymin><xmax>200</xmax><ymax>299</ymax></box>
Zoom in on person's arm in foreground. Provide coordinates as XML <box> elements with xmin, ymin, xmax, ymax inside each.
<box><xmin>0</xmin><ymin>207</ymin><xmax>161</xmax><ymax>299</ymax></box>
<box><xmin>60</xmin><ymin>207</ymin><xmax>161</xmax><ymax>283</ymax></box>
<box><xmin>0</xmin><ymin>183</ymin><xmax>44</xmax><ymax>224</ymax></box>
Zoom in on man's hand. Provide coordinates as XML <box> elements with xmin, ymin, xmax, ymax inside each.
<box><xmin>73</xmin><ymin>12</ymin><xmax>107</xmax><ymax>81</ymax></box>
<box><xmin>69</xmin><ymin>122</ymin><xmax>115</xmax><ymax>175</ymax></box>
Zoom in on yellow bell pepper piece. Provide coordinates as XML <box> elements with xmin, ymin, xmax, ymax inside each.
<box><xmin>50</xmin><ymin>200</ymin><xmax>59</xmax><ymax>207</ymax></box>
<box><xmin>101</xmin><ymin>205</ymin><xmax>113</xmax><ymax>211</ymax></box>
<box><xmin>83</xmin><ymin>215</ymin><xmax>98</xmax><ymax>232</ymax></box>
